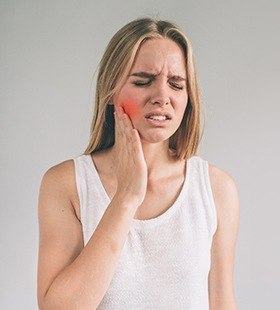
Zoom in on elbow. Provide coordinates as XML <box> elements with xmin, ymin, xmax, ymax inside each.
<box><xmin>209</xmin><ymin>294</ymin><xmax>237</xmax><ymax>310</ymax></box>
<box><xmin>38</xmin><ymin>298</ymin><xmax>70</xmax><ymax>310</ymax></box>
<box><xmin>37</xmin><ymin>295</ymin><xmax>56</xmax><ymax>310</ymax></box>
<box><xmin>38</xmin><ymin>290</ymin><xmax>70</xmax><ymax>310</ymax></box>
<box><xmin>38</xmin><ymin>291</ymin><xmax>99</xmax><ymax>310</ymax></box>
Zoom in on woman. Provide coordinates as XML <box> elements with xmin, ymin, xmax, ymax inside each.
<box><xmin>37</xmin><ymin>17</ymin><xmax>240</xmax><ymax>309</ymax></box>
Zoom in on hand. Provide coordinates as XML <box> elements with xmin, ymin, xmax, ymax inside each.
<box><xmin>113</xmin><ymin>106</ymin><xmax>147</xmax><ymax>206</ymax></box>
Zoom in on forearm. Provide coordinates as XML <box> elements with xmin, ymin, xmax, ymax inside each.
<box><xmin>209</xmin><ymin>286</ymin><xmax>237</xmax><ymax>310</ymax></box>
<box><xmin>42</xmin><ymin>194</ymin><xmax>138</xmax><ymax>309</ymax></box>
<box><xmin>209</xmin><ymin>300</ymin><xmax>237</xmax><ymax>310</ymax></box>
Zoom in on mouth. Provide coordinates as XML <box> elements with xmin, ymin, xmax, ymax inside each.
<box><xmin>144</xmin><ymin>116</ymin><xmax>171</xmax><ymax>127</ymax></box>
<box><xmin>144</xmin><ymin>112</ymin><xmax>172</xmax><ymax>121</ymax></box>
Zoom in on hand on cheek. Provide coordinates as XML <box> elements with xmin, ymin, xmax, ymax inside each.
<box><xmin>120</xmin><ymin>100</ymin><xmax>140</xmax><ymax>125</ymax></box>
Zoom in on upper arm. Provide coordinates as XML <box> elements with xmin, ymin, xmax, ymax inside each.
<box><xmin>37</xmin><ymin>160</ymin><xmax>84</xmax><ymax>308</ymax></box>
<box><xmin>208</xmin><ymin>164</ymin><xmax>240</xmax><ymax>309</ymax></box>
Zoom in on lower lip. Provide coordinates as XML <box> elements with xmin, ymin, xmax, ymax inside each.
<box><xmin>145</xmin><ymin>117</ymin><xmax>171</xmax><ymax>126</ymax></box>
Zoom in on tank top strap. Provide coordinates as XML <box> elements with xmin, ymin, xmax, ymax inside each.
<box><xmin>73</xmin><ymin>154</ymin><xmax>109</xmax><ymax>246</ymax></box>
<box><xmin>188</xmin><ymin>156</ymin><xmax>218</xmax><ymax>237</ymax></box>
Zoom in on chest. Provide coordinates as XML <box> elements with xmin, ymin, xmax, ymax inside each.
<box><xmin>105</xmin><ymin>173</ymin><xmax>186</xmax><ymax>221</ymax></box>
<box><xmin>133</xmin><ymin>176</ymin><xmax>185</xmax><ymax>220</ymax></box>
<box><xmin>72</xmin><ymin>173</ymin><xmax>185</xmax><ymax>222</ymax></box>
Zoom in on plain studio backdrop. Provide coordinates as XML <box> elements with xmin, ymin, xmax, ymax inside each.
<box><xmin>1</xmin><ymin>1</ymin><xmax>279</xmax><ymax>309</ymax></box>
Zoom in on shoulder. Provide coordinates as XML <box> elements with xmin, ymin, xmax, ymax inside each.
<box><xmin>40</xmin><ymin>159</ymin><xmax>80</xmax><ymax>219</ymax></box>
<box><xmin>208</xmin><ymin>163</ymin><xmax>239</xmax><ymax>205</ymax></box>
<box><xmin>41</xmin><ymin>159</ymin><xmax>75</xmax><ymax>189</ymax></box>
<box><xmin>207</xmin><ymin>163</ymin><xmax>240</xmax><ymax>307</ymax></box>
<box><xmin>208</xmin><ymin>163</ymin><xmax>240</xmax><ymax>227</ymax></box>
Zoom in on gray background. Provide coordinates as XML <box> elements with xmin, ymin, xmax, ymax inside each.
<box><xmin>1</xmin><ymin>0</ymin><xmax>279</xmax><ymax>309</ymax></box>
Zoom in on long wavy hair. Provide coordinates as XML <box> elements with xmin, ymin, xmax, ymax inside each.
<box><xmin>83</xmin><ymin>17</ymin><xmax>204</xmax><ymax>160</ymax></box>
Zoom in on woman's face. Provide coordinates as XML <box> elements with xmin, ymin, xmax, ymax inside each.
<box><xmin>113</xmin><ymin>38</ymin><xmax>188</xmax><ymax>144</ymax></box>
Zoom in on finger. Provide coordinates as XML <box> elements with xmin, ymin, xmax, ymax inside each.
<box><xmin>122</xmin><ymin>112</ymin><xmax>134</xmax><ymax>131</ymax></box>
<box><xmin>116</xmin><ymin>109</ymin><xmax>130</xmax><ymax>154</ymax></box>
<box><xmin>116</xmin><ymin>106</ymin><xmax>131</xmax><ymax>137</ymax></box>
<box><xmin>120</xmin><ymin>110</ymin><xmax>135</xmax><ymax>144</ymax></box>
<box><xmin>131</xmin><ymin>129</ymin><xmax>145</xmax><ymax>164</ymax></box>
<box><xmin>118</xmin><ymin>108</ymin><xmax>126</xmax><ymax>136</ymax></box>
<box><xmin>116</xmin><ymin>106</ymin><xmax>134</xmax><ymax>146</ymax></box>
<box><xmin>114</xmin><ymin>109</ymin><xmax>123</xmax><ymax>144</ymax></box>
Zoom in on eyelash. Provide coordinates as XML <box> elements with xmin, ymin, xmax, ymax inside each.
<box><xmin>133</xmin><ymin>81</ymin><xmax>184</xmax><ymax>90</ymax></box>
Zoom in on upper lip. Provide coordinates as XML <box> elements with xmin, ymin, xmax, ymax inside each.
<box><xmin>145</xmin><ymin>110</ymin><xmax>172</xmax><ymax>119</ymax></box>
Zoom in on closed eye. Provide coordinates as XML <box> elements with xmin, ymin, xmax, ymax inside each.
<box><xmin>132</xmin><ymin>81</ymin><xmax>151</xmax><ymax>86</ymax></box>
<box><xmin>170</xmin><ymin>83</ymin><xmax>184</xmax><ymax>90</ymax></box>
<box><xmin>132</xmin><ymin>80</ymin><xmax>184</xmax><ymax>90</ymax></box>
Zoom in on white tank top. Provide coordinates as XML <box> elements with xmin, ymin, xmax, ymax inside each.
<box><xmin>73</xmin><ymin>154</ymin><xmax>217</xmax><ymax>309</ymax></box>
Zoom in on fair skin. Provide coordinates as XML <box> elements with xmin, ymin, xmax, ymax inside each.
<box><xmin>37</xmin><ymin>38</ymin><xmax>239</xmax><ymax>309</ymax></box>
<box><xmin>111</xmin><ymin>37</ymin><xmax>188</xmax><ymax>178</ymax></box>
<box><xmin>96</xmin><ymin>38</ymin><xmax>189</xmax><ymax>219</ymax></box>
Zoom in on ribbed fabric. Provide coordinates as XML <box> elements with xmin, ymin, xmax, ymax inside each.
<box><xmin>73</xmin><ymin>154</ymin><xmax>217</xmax><ymax>309</ymax></box>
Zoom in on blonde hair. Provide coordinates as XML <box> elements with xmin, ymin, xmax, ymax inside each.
<box><xmin>83</xmin><ymin>17</ymin><xmax>204</xmax><ymax>160</ymax></box>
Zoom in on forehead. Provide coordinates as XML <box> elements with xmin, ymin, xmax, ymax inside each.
<box><xmin>131</xmin><ymin>38</ymin><xmax>186</xmax><ymax>76</ymax></box>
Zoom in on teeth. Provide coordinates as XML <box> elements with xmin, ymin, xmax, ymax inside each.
<box><xmin>148</xmin><ymin>115</ymin><xmax>167</xmax><ymax>120</ymax></box>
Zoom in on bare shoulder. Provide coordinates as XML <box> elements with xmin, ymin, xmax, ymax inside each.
<box><xmin>207</xmin><ymin>163</ymin><xmax>240</xmax><ymax>308</ymax></box>
<box><xmin>41</xmin><ymin>159</ymin><xmax>80</xmax><ymax>221</ymax></box>
<box><xmin>208</xmin><ymin>163</ymin><xmax>240</xmax><ymax>228</ymax></box>
<box><xmin>43</xmin><ymin>159</ymin><xmax>74</xmax><ymax>183</ymax></box>
<box><xmin>208</xmin><ymin>163</ymin><xmax>240</xmax><ymax>210</ymax></box>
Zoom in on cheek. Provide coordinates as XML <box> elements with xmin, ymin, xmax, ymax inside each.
<box><xmin>120</xmin><ymin>99</ymin><xmax>140</xmax><ymax>119</ymax></box>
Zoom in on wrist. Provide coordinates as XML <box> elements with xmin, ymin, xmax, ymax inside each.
<box><xmin>113</xmin><ymin>192</ymin><xmax>141</xmax><ymax>211</ymax></box>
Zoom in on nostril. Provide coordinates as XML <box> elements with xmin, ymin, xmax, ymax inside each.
<box><xmin>151</xmin><ymin>101</ymin><xmax>170</xmax><ymax>106</ymax></box>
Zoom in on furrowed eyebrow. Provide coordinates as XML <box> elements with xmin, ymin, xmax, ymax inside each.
<box><xmin>169</xmin><ymin>75</ymin><xmax>186</xmax><ymax>82</ymax></box>
<box><xmin>128</xmin><ymin>71</ymin><xmax>186</xmax><ymax>81</ymax></box>
<box><xmin>128</xmin><ymin>72</ymin><xmax>157</xmax><ymax>79</ymax></box>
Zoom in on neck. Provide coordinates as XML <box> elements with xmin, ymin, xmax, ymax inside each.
<box><xmin>109</xmin><ymin>140</ymin><xmax>177</xmax><ymax>182</ymax></box>
<box><xmin>141</xmin><ymin>140</ymin><xmax>175</xmax><ymax>180</ymax></box>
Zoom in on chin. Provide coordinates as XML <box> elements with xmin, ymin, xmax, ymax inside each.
<box><xmin>139</xmin><ymin>130</ymin><xmax>171</xmax><ymax>144</ymax></box>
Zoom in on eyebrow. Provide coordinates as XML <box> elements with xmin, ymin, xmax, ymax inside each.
<box><xmin>128</xmin><ymin>71</ymin><xmax>186</xmax><ymax>81</ymax></box>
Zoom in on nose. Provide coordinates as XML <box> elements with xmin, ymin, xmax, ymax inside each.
<box><xmin>149</xmin><ymin>81</ymin><xmax>171</xmax><ymax>106</ymax></box>
<box><xmin>150</xmin><ymin>97</ymin><xmax>170</xmax><ymax>106</ymax></box>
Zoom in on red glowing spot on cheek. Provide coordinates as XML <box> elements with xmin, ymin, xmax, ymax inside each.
<box><xmin>120</xmin><ymin>100</ymin><xmax>140</xmax><ymax>119</ymax></box>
